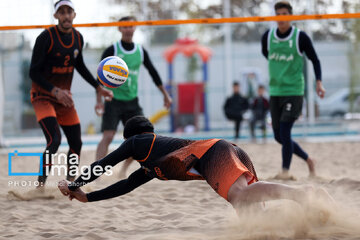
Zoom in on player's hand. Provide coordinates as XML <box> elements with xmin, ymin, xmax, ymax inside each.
<box><xmin>164</xmin><ymin>95</ymin><xmax>172</xmax><ymax>109</ymax></box>
<box><xmin>58</xmin><ymin>180</ymin><xmax>71</xmax><ymax>196</ymax></box>
<box><xmin>95</xmin><ymin>102</ymin><xmax>104</xmax><ymax>116</ymax></box>
<box><xmin>97</xmin><ymin>85</ymin><xmax>113</xmax><ymax>101</ymax></box>
<box><xmin>52</xmin><ymin>88</ymin><xmax>74</xmax><ymax>107</ymax></box>
<box><xmin>68</xmin><ymin>188</ymin><xmax>88</xmax><ymax>203</ymax></box>
<box><xmin>316</xmin><ymin>80</ymin><xmax>326</xmax><ymax>99</ymax></box>
<box><xmin>58</xmin><ymin>180</ymin><xmax>88</xmax><ymax>203</ymax></box>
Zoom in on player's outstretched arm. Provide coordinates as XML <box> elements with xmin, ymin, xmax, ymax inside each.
<box><xmin>85</xmin><ymin>168</ymin><xmax>153</xmax><ymax>202</ymax></box>
<box><xmin>58</xmin><ymin>168</ymin><xmax>153</xmax><ymax>203</ymax></box>
<box><xmin>58</xmin><ymin>180</ymin><xmax>88</xmax><ymax>202</ymax></box>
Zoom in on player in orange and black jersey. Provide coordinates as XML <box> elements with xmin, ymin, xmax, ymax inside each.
<box><xmin>29</xmin><ymin>0</ymin><xmax>113</xmax><ymax>186</ymax></box>
<box><xmin>58</xmin><ymin>116</ymin><xmax>334</xmax><ymax>216</ymax></box>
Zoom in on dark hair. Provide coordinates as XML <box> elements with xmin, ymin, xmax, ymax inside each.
<box><xmin>274</xmin><ymin>1</ymin><xmax>293</xmax><ymax>14</ymax></box>
<box><xmin>233</xmin><ymin>81</ymin><xmax>239</xmax><ymax>87</ymax></box>
<box><xmin>119</xmin><ymin>16</ymin><xmax>137</xmax><ymax>22</ymax></box>
<box><xmin>258</xmin><ymin>84</ymin><xmax>265</xmax><ymax>89</ymax></box>
<box><xmin>123</xmin><ymin>116</ymin><xmax>154</xmax><ymax>139</ymax></box>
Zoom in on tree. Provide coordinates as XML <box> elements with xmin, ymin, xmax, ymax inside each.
<box><xmin>110</xmin><ymin>0</ymin><xmax>179</xmax><ymax>44</ymax></box>
<box><xmin>109</xmin><ymin>0</ymin><xmax>359</xmax><ymax>43</ymax></box>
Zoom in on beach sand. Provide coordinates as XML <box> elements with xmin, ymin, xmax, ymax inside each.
<box><xmin>1</xmin><ymin>141</ymin><xmax>360</xmax><ymax>240</ymax></box>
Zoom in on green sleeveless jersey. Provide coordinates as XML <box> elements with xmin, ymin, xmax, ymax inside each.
<box><xmin>111</xmin><ymin>41</ymin><xmax>143</xmax><ymax>101</ymax></box>
<box><xmin>268</xmin><ymin>27</ymin><xmax>304</xmax><ymax>96</ymax></box>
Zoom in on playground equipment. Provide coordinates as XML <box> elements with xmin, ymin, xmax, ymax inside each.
<box><xmin>149</xmin><ymin>108</ymin><xmax>170</xmax><ymax>124</ymax></box>
<box><xmin>163</xmin><ymin>38</ymin><xmax>212</xmax><ymax>132</ymax></box>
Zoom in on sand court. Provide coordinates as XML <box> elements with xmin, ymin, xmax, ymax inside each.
<box><xmin>1</xmin><ymin>141</ymin><xmax>360</xmax><ymax>240</ymax></box>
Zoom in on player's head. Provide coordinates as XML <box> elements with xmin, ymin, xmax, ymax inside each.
<box><xmin>54</xmin><ymin>0</ymin><xmax>76</xmax><ymax>32</ymax></box>
<box><xmin>233</xmin><ymin>81</ymin><xmax>240</xmax><ymax>94</ymax></box>
<box><xmin>123</xmin><ymin>116</ymin><xmax>154</xmax><ymax>139</ymax></box>
<box><xmin>118</xmin><ymin>16</ymin><xmax>137</xmax><ymax>41</ymax></box>
<box><xmin>274</xmin><ymin>1</ymin><xmax>292</xmax><ymax>30</ymax></box>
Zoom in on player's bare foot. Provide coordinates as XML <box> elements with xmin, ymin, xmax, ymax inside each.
<box><xmin>274</xmin><ymin>170</ymin><xmax>297</xmax><ymax>181</ymax></box>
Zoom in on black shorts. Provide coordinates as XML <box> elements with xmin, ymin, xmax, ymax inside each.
<box><xmin>270</xmin><ymin>96</ymin><xmax>303</xmax><ymax>129</ymax></box>
<box><xmin>101</xmin><ymin>97</ymin><xmax>143</xmax><ymax>132</ymax></box>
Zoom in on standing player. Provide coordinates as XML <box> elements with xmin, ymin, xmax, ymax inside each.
<box><xmin>261</xmin><ymin>1</ymin><xmax>326</xmax><ymax>179</ymax></box>
<box><xmin>95</xmin><ymin>16</ymin><xmax>172</xmax><ymax>176</ymax></box>
<box><xmin>29</xmin><ymin>0</ymin><xmax>113</xmax><ymax>186</ymax></box>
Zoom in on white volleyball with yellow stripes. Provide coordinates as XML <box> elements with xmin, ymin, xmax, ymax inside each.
<box><xmin>97</xmin><ymin>56</ymin><xmax>129</xmax><ymax>88</ymax></box>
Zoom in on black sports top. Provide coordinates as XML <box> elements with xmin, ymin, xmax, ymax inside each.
<box><xmin>29</xmin><ymin>26</ymin><xmax>98</xmax><ymax>95</ymax></box>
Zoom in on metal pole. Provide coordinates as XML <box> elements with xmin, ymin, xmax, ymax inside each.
<box><xmin>306</xmin><ymin>0</ymin><xmax>316</xmax><ymax>124</ymax></box>
<box><xmin>203</xmin><ymin>62</ymin><xmax>209</xmax><ymax>131</ymax></box>
<box><xmin>141</xmin><ymin>0</ymin><xmax>151</xmax><ymax>117</ymax></box>
<box><xmin>223</xmin><ymin>0</ymin><xmax>232</xmax><ymax>95</ymax></box>
<box><xmin>168</xmin><ymin>63</ymin><xmax>175</xmax><ymax>132</ymax></box>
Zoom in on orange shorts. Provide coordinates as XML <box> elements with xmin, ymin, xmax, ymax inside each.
<box><xmin>198</xmin><ymin>140</ymin><xmax>258</xmax><ymax>201</ymax></box>
<box><xmin>32</xmin><ymin>99</ymin><xmax>80</xmax><ymax>126</ymax></box>
<box><xmin>158</xmin><ymin>139</ymin><xmax>257</xmax><ymax>201</ymax></box>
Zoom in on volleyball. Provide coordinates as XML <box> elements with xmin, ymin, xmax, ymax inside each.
<box><xmin>97</xmin><ymin>56</ymin><xmax>129</xmax><ymax>88</ymax></box>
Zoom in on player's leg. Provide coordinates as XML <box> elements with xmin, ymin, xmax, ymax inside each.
<box><xmin>96</xmin><ymin>130</ymin><xmax>116</xmax><ymax>160</ymax></box>
<box><xmin>228</xmin><ymin>175</ymin><xmax>307</xmax><ymax>208</ymax></box>
<box><xmin>96</xmin><ymin>100</ymin><xmax>121</xmax><ymax>160</ymax></box>
<box><xmin>279</xmin><ymin>96</ymin><xmax>315</xmax><ymax>176</ymax></box>
<box><xmin>279</xmin><ymin>121</ymin><xmax>295</xmax><ymax>170</ymax></box>
<box><xmin>270</xmin><ymin>98</ymin><xmax>296</xmax><ymax>179</ymax></box>
<box><xmin>32</xmin><ymin>99</ymin><xmax>61</xmax><ymax>186</ymax></box>
<box><xmin>118</xmin><ymin>98</ymin><xmax>144</xmax><ymax>177</ymax></box>
<box><xmin>269</xmin><ymin>96</ymin><xmax>281</xmax><ymax>144</ymax></box>
<box><xmin>61</xmin><ymin>124</ymin><xmax>82</xmax><ymax>181</ymax></box>
<box><xmin>227</xmin><ymin>144</ymin><xmax>331</xmax><ymax>210</ymax></box>
<box><xmin>38</xmin><ymin>117</ymin><xmax>62</xmax><ymax>185</ymax></box>
<box><xmin>227</xmin><ymin>176</ymin><xmax>335</xmax><ymax>214</ymax></box>
<box><xmin>55</xmin><ymin>103</ymin><xmax>82</xmax><ymax>181</ymax></box>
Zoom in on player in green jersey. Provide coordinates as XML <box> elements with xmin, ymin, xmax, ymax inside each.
<box><xmin>261</xmin><ymin>1</ymin><xmax>326</xmax><ymax>179</ymax></box>
<box><xmin>95</xmin><ymin>16</ymin><xmax>172</xmax><ymax>176</ymax></box>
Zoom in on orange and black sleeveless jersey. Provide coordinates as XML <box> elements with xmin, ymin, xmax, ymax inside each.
<box><xmin>29</xmin><ymin>26</ymin><xmax>98</xmax><ymax>99</ymax></box>
<box><xmin>69</xmin><ymin>133</ymin><xmax>258</xmax><ymax>202</ymax></box>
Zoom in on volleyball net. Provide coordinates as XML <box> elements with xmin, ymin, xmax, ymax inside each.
<box><xmin>0</xmin><ymin>9</ymin><xmax>360</xmax><ymax>138</ymax></box>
